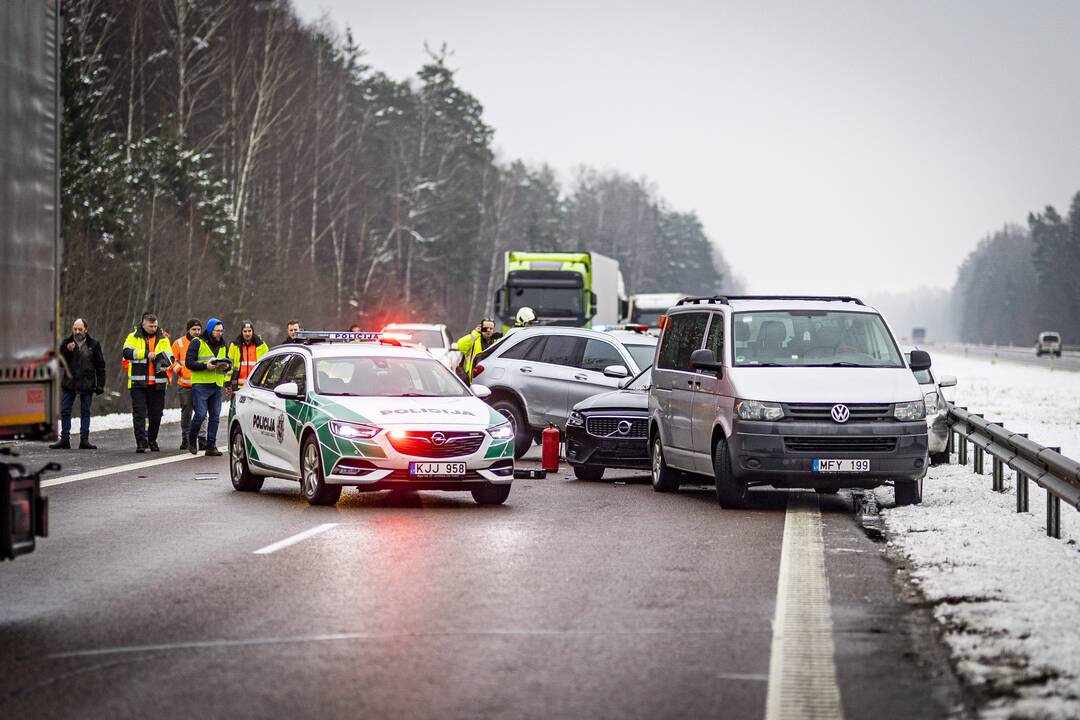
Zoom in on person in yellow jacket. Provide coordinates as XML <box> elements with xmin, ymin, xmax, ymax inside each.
<box><xmin>227</xmin><ymin>320</ymin><xmax>269</xmax><ymax>392</ymax></box>
<box><xmin>455</xmin><ymin>318</ymin><xmax>499</xmax><ymax>384</ymax></box>
<box><xmin>170</xmin><ymin>318</ymin><xmax>208</xmax><ymax>451</ymax></box>
<box><xmin>122</xmin><ymin>312</ymin><xmax>173</xmax><ymax>453</ymax></box>
<box><xmin>185</xmin><ymin>317</ymin><xmax>231</xmax><ymax>456</ymax></box>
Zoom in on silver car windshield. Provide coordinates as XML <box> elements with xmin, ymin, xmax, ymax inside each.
<box><xmin>315</xmin><ymin>357</ymin><xmax>469</xmax><ymax>397</ymax></box>
<box><xmin>733</xmin><ymin>310</ymin><xmax>904</xmax><ymax>368</ymax></box>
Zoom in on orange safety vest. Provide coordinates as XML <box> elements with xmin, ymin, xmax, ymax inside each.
<box><xmin>171</xmin><ymin>335</ymin><xmax>194</xmax><ymax>388</ymax></box>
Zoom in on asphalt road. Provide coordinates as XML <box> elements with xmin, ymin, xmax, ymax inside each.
<box><xmin>1</xmin><ymin>424</ymin><xmax>966</xmax><ymax>719</ymax></box>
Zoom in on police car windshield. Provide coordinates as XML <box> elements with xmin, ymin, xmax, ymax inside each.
<box><xmin>315</xmin><ymin>356</ymin><xmax>470</xmax><ymax>397</ymax></box>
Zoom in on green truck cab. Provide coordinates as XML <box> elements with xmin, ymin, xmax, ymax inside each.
<box><xmin>493</xmin><ymin>251</ymin><xmax>626</xmax><ymax>330</ymax></box>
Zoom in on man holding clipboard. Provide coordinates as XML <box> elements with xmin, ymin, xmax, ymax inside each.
<box><xmin>185</xmin><ymin>318</ymin><xmax>232</xmax><ymax>456</ymax></box>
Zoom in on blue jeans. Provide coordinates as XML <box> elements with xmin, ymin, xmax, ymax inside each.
<box><xmin>190</xmin><ymin>384</ymin><xmax>222</xmax><ymax>446</ymax></box>
<box><xmin>60</xmin><ymin>390</ymin><xmax>93</xmax><ymax>440</ymax></box>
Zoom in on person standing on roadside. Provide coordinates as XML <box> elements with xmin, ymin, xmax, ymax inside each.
<box><xmin>227</xmin><ymin>321</ymin><xmax>269</xmax><ymax>394</ymax></box>
<box><xmin>186</xmin><ymin>318</ymin><xmax>230</xmax><ymax>456</ymax></box>
<box><xmin>282</xmin><ymin>319</ymin><xmax>302</xmax><ymax>344</ymax></box>
<box><xmin>171</xmin><ymin>318</ymin><xmax>207</xmax><ymax>451</ymax></box>
<box><xmin>50</xmin><ymin>318</ymin><xmax>106</xmax><ymax>450</ymax></box>
<box><xmin>122</xmin><ymin>312</ymin><xmax>173</xmax><ymax>453</ymax></box>
<box><xmin>455</xmin><ymin>318</ymin><xmax>499</xmax><ymax>384</ymax></box>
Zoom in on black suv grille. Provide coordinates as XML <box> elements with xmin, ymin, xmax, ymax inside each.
<box><xmin>784</xmin><ymin>436</ymin><xmax>898</xmax><ymax>453</ymax></box>
<box><xmin>386</xmin><ymin>431</ymin><xmax>485</xmax><ymax>458</ymax></box>
<box><xmin>783</xmin><ymin>403</ymin><xmax>893</xmax><ymax>422</ymax></box>
<box><xmin>585</xmin><ymin>416</ymin><xmax>649</xmax><ymax>439</ymax></box>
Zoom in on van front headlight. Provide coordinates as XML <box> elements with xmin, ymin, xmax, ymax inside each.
<box><xmin>735</xmin><ymin>399</ymin><xmax>784</xmax><ymax>421</ymax></box>
<box><xmin>923</xmin><ymin>392</ymin><xmax>940</xmax><ymax>413</ymax></box>
<box><xmin>894</xmin><ymin>400</ymin><xmax>926</xmax><ymax>421</ymax></box>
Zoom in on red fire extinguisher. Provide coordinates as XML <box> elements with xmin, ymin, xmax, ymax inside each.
<box><xmin>542</xmin><ymin>423</ymin><xmax>560</xmax><ymax>473</ymax></box>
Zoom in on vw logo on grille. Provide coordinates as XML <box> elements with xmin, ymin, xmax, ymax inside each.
<box><xmin>430</xmin><ymin>432</ymin><xmax>447</xmax><ymax>446</ymax></box>
<box><xmin>830</xmin><ymin>404</ymin><xmax>850</xmax><ymax>423</ymax></box>
<box><xmin>617</xmin><ymin>420</ymin><xmax>632</xmax><ymax>435</ymax></box>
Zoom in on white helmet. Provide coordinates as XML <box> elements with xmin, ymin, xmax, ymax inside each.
<box><xmin>515</xmin><ymin>307</ymin><xmax>537</xmax><ymax>326</ymax></box>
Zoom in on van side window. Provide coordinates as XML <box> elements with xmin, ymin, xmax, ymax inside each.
<box><xmin>705</xmin><ymin>313</ymin><xmax>724</xmax><ymax>361</ymax></box>
<box><xmin>657</xmin><ymin>313</ymin><xmax>708</xmax><ymax>370</ymax></box>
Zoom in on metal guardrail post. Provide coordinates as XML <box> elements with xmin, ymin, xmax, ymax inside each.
<box><xmin>946</xmin><ymin>429</ymin><xmax>955</xmax><ymax>460</ymax></box>
<box><xmin>1016</xmin><ymin>434</ymin><xmax>1029</xmax><ymax>513</ymax></box>
<box><xmin>1047</xmin><ymin>447</ymin><xmax>1062</xmax><ymax>538</ymax></box>
<box><xmin>958</xmin><ymin>434</ymin><xmax>968</xmax><ymax>465</ymax></box>
<box><xmin>973</xmin><ymin>445</ymin><xmax>984</xmax><ymax>474</ymax></box>
<box><xmin>992</xmin><ymin>456</ymin><xmax>1004</xmax><ymax>492</ymax></box>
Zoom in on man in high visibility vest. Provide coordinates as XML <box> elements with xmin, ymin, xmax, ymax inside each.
<box><xmin>185</xmin><ymin>317</ymin><xmax>230</xmax><ymax>456</ymax></box>
<box><xmin>171</xmin><ymin>318</ymin><xmax>208</xmax><ymax>451</ymax></box>
<box><xmin>122</xmin><ymin>312</ymin><xmax>173</xmax><ymax>453</ymax></box>
<box><xmin>227</xmin><ymin>320</ymin><xmax>269</xmax><ymax>393</ymax></box>
<box><xmin>455</xmin><ymin>318</ymin><xmax>498</xmax><ymax>384</ymax></box>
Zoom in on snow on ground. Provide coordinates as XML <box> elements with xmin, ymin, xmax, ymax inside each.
<box><xmin>879</xmin><ymin>350</ymin><xmax>1080</xmax><ymax>718</ymax></box>
<box><xmin>67</xmin><ymin>402</ymin><xmax>232</xmax><ymax>434</ymax></box>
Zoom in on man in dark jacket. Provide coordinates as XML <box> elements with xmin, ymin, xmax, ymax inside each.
<box><xmin>50</xmin><ymin>318</ymin><xmax>106</xmax><ymax>450</ymax></box>
<box><xmin>185</xmin><ymin>317</ymin><xmax>230</xmax><ymax>456</ymax></box>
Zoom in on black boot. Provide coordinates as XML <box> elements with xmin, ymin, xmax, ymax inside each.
<box><xmin>187</xmin><ymin>435</ymin><xmax>198</xmax><ymax>455</ymax></box>
<box><xmin>49</xmin><ymin>438</ymin><xmax>70</xmax><ymax>450</ymax></box>
<box><xmin>180</xmin><ymin>437</ymin><xmax>189</xmax><ymax>450</ymax></box>
<box><xmin>79</xmin><ymin>439</ymin><xmax>97</xmax><ymax>450</ymax></box>
<box><xmin>205</xmin><ymin>445</ymin><xmax>223</xmax><ymax>457</ymax></box>
<box><xmin>136</xmin><ymin>439</ymin><xmax>147</xmax><ymax>453</ymax></box>
<box><xmin>148</xmin><ymin>441</ymin><xmax>160</xmax><ymax>452</ymax></box>
<box><xmin>198</xmin><ymin>438</ymin><xmax>208</xmax><ymax>451</ymax></box>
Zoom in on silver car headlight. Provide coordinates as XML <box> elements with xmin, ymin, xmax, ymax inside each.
<box><xmin>735</xmin><ymin>399</ymin><xmax>784</xmax><ymax>421</ymax></box>
<box><xmin>894</xmin><ymin>400</ymin><xmax>926</xmax><ymax>421</ymax></box>
<box><xmin>329</xmin><ymin>420</ymin><xmax>381</xmax><ymax>440</ymax></box>
<box><xmin>923</xmin><ymin>392</ymin><xmax>940</xmax><ymax>413</ymax></box>
<box><xmin>487</xmin><ymin>422</ymin><xmax>515</xmax><ymax>441</ymax></box>
<box><xmin>566</xmin><ymin>410</ymin><xmax>585</xmax><ymax>427</ymax></box>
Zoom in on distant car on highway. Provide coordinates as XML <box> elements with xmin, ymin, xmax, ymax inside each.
<box><xmin>1035</xmin><ymin>331</ymin><xmax>1062</xmax><ymax>357</ymax></box>
<box><xmin>565</xmin><ymin>366</ymin><xmax>652</xmax><ymax>480</ymax></box>
<box><xmin>649</xmin><ymin>295</ymin><xmax>930</xmax><ymax>507</ymax></box>
<box><xmin>227</xmin><ymin>332</ymin><xmax>515</xmax><ymax>506</ymax></box>
<box><xmin>381</xmin><ymin>323</ymin><xmax>463</xmax><ymax>370</ymax></box>
<box><xmin>471</xmin><ymin>325</ymin><xmax>657</xmax><ymax>457</ymax></box>
<box><xmin>904</xmin><ymin>347</ymin><xmax>957</xmax><ymax>465</ymax></box>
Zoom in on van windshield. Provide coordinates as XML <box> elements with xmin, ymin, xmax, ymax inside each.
<box><xmin>733</xmin><ymin>311</ymin><xmax>904</xmax><ymax>368</ymax></box>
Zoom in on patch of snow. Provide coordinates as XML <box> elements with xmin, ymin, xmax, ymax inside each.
<box><xmin>880</xmin><ymin>350</ymin><xmax>1080</xmax><ymax>717</ymax></box>
<box><xmin>66</xmin><ymin>402</ymin><xmax>231</xmax><ymax>434</ymax></box>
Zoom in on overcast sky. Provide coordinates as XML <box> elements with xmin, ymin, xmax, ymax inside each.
<box><xmin>292</xmin><ymin>0</ymin><xmax>1079</xmax><ymax>296</ymax></box>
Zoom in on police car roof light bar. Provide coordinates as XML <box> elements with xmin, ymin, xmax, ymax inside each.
<box><xmin>293</xmin><ymin>331</ymin><xmax>402</xmax><ymax>346</ymax></box>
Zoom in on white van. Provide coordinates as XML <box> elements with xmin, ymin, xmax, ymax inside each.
<box><xmin>648</xmin><ymin>296</ymin><xmax>930</xmax><ymax>507</ymax></box>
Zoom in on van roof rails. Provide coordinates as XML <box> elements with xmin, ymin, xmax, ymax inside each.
<box><xmin>674</xmin><ymin>294</ymin><xmax>865</xmax><ymax>307</ymax></box>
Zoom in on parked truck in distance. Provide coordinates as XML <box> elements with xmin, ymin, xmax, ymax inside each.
<box><xmin>625</xmin><ymin>293</ymin><xmax>685</xmax><ymax>332</ymax></box>
<box><xmin>1</xmin><ymin>0</ymin><xmax>61</xmax><ymax>559</ymax></box>
<box><xmin>493</xmin><ymin>251</ymin><xmax>627</xmax><ymax>330</ymax></box>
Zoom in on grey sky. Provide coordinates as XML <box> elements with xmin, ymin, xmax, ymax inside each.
<box><xmin>293</xmin><ymin>0</ymin><xmax>1080</xmax><ymax>295</ymax></box>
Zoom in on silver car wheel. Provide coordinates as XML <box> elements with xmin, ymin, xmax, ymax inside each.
<box><xmin>303</xmin><ymin>442</ymin><xmax>320</xmax><ymax>496</ymax></box>
<box><xmin>651</xmin><ymin>437</ymin><xmax>662</xmax><ymax>483</ymax></box>
<box><xmin>231</xmin><ymin>432</ymin><xmax>245</xmax><ymax>480</ymax></box>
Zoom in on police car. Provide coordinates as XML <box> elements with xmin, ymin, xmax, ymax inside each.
<box><xmin>227</xmin><ymin>332</ymin><xmax>516</xmax><ymax>506</ymax></box>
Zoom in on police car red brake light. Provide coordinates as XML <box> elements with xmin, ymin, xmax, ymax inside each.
<box><xmin>472</xmin><ymin>364</ymin><xmax>485</xmax><ymax>378</ymax></box>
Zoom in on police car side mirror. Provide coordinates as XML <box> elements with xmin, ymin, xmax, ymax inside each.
<box><xmin>274</xmin><ymin>381</ymin><xmax>303</xmax><ymax>400</ymax></box>
<box><xmin>602</xmin><ymin>365</ymin><xmax>629</xmax><ymax>379</ymax></box>
<box><xmin>471</xmin><ymin>384</ymin><xmax>492</xmax><ymax>399</ymax></box>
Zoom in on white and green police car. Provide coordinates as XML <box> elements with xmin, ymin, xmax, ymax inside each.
<box><xmin>227</xmin><ymin>332</ymin><xmax>516</xmax><ymax>506</ymax></box>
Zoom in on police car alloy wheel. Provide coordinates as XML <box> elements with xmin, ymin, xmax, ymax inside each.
<box><xmin>230</xmin><ymin>425</ymin><xmax>264</xmax><ymax>492</ymax></box>
<box><xmin>302</xmin><ymin>434</ymin><xmax>341</xmax><ymax>506</ymax></box>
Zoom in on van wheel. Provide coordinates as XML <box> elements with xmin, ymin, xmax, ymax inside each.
<box><xmin>650</xmin><ymin>435</ymin><xmax>681</xmax><ymax>492</ymax></box>
<box><xmin>573</xmin><ymin>465</ymin><xmax>605</xmax><ymax>481</ymax></box>
<box><xmin>301</xmin><ymin>434</ymin><xmax>341</xmax><ymax>506</ymax></box>
<box><xmin>713</xmin><ymin>437</ymin><xmax>748</xmax><ymax>508</ymax></box>
<box><xmin>895</xmin><ymin>478</ymin><xmax>923</xmax><ymax>506</ymax></box>
<box><xmin>230</xmin><ymin>426</ymin><xmax>264</xmax><ymax>492</ymax></box>
<box><xmin>492</xmin><ymin>399</ymin><xmax>531</xmax><ymax>460</ymax></box>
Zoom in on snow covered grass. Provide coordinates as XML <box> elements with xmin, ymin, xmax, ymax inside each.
<box><xmin>66</xmin><ymin>402</ymin><xmax>231</xmax><ymax>434</ymax></box>
<box><xmin>880</xmin><ymin>350</ymin><xmax>1080</xmax><ymax>718</ymax></box>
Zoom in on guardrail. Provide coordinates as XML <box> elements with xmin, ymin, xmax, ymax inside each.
<box><xmin>946</xmin><ymin>404</ymin><xmax>1080</xmax><ymax>539</ymax></box>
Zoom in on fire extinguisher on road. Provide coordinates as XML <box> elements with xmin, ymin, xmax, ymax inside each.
<box><xmin>542</xmin><ymin>423</ymin><xmax>560</xmax><ymax>473</ymax></box>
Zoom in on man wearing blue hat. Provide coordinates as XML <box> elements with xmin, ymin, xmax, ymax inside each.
<box><xmin>185</xmin><ymin>317</ymin><xmax>230</xmax><ymax>456</ymax></box>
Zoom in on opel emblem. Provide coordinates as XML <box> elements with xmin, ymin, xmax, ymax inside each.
<box><xmin>830</xmin><ymin>404</ymin><xmax>850</xmax><ymax>423</ymax></box>
<box><xmin>431</xmin><ymin>431</ymin><xmax>447</xmax><ymax>446</ymax></box>
<box><xmin>617</xmin><ymin>420</ymin><xmax>632</xmax><ymax>435</ymax></box>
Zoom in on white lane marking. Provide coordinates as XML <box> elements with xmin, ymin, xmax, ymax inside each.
<box><xmin>765</xmin><ymin>493</ymin><xmax>845</xmax><ymax>720</ymax></box>
<box><xmin>41</xmin><ymin>453</ymin><xmax>203</xmax><ymax>488</ymax></box>
<box><xmin>252</xmin><ymin>523</ymin><xmax>339</xmax><ymax>555</ymax></box>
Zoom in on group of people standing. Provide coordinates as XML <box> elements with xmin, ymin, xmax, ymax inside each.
<box><xmin>50</xmin><ymin>313</ymin><xmax>295</xmax><ymax>455</ymax></box>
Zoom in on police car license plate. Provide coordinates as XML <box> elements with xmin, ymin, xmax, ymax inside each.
<box><xmin>813</xmin><ymin>459</ymin><xmax>869</xmax><ymax>473</ymax></box>
<box><xmin>410</xmin><ymin>462</ymin><xmax>466</xmax><ymax>477</ymax></box>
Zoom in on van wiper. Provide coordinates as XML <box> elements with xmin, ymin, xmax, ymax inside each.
<box><xmin>746</xmin><ymin>362</ymin><xmax>786</xmax><ymax>367</ymax></box>
<box><xmin>806</xmin><ymin>362</ymin><xmax>871</xmax><ymax>368</ymax></box>
<box><xmin>399</xmin><ymin>392</ymin><xmax>435</xmax><ymax>397</ymax></box>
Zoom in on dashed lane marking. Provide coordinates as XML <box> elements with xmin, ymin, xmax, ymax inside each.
<box><xmin>40</xmin><ymin>453</ymin><xmax>204</xmax><ymax>488</ymax></box>
<box><xmin>765</xmin><ymin>493</ymin><xmax>845</xmax><ymax>720</ymax></box>
<box><xmin>252</xmin><ymin>523</ymin><xmax>340</xmax><ymax>555</ymax></box>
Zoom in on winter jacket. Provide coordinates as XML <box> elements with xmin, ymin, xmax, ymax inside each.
<box><xmin>227</xmin><ymin>334</ymin><xmax>269</xmax><ymax>389</ymax></box>
<box><xmin>122</xmin><ymin>327</ymin><xmax>172</xmax><ymax>390</ymax></box>
<box><xmin>186</xmin><ymin>332</ymin><xmax>229</xmax><ymax>387</ymax></box>
<box><xmin>59</xmin><ymin>334</ymin><xmax>106</xmax><ymax>394</ymax></box>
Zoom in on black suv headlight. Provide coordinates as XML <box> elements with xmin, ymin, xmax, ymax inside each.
<box><xmin>567</xmin><ymin>410</ymin><xmax>585</xmax><ymax>427</ymax></box>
